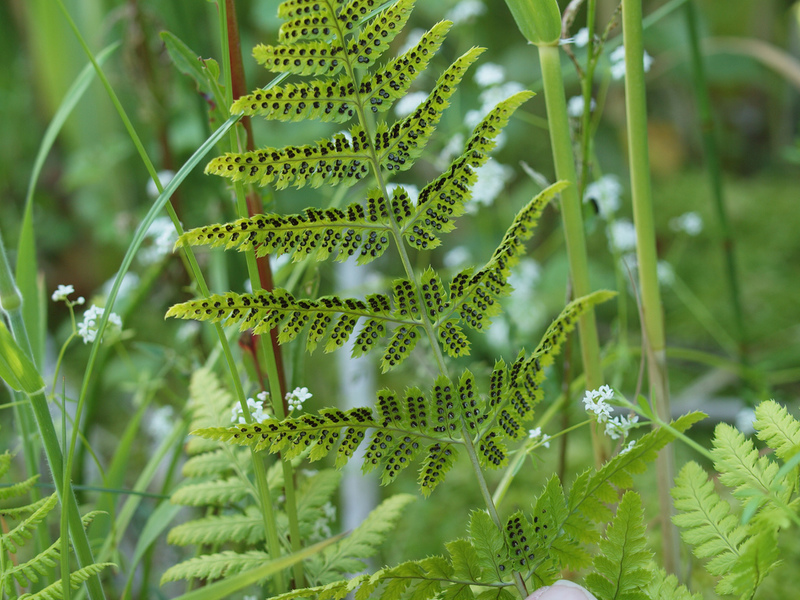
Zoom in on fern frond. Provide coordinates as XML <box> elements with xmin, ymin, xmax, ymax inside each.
<box><xmin>754</xmin><ymin>399</ymin><xmax>800</xmax><ymax>462</ymax></box>
<box><xmin>585</xmin><ymin>492</ymin><xmax>652</xmax><ymax>600</ymax></box>
<box><xmin>295</xmin><ymin>470</ymin><xmax>342</xmax><ymax>539</ymax></box>
<box><xmin>375</xmin><ymin>47</ymin><xmax>483</xmax><ymax>175</ymax></box>
<box><xmin>160</xmin><ymin>550</ymin><xmax>271</xmax><ymax>583</ymax></box>
<box><xmin>725</xmin><ymin>528</ymin><xmax>779</xmax><ymax>598</ymax></box>
<box><xmin>169</xmin><ymin>477</ymin><xmax>252</xmax><ymax>507</ymax></box>
<box><xmin>469</xmin><ymin>510</ymin><xmax>511</xmax><ymax>584</ymax></box>
<box><xmin>166</xmin><ymin>507</ymin><xmax>264</xmax><ymax>546</ymax></box>
<box><xmin>176</xmin><ymin>188</ymin><xmax>400</xmax><ymax>265</ymax></box>
<box><xmin>401</xmin><ymin>91</ymin><xmax>534</xmax><ymax>250</ymax></box>
<box><xmin>439</xmin><ymin>181</ymin><xmax>568</xmax><ymax>334</ymax></box>
<box><xmin>0</xmin><ymin>474</ymin><xmax>40</xmax><ymax>503</ymax></box>
<box><xmin>644</xmin><ymin>567</ymin><xmax>703</xmax><ymax>600</ymax></box>
<box><xmin>307</xmin><ymin>494</ymin><xmax>416</xmax><ymax>583</ymax></box>
<box><xmin>18</xmin><ymin>563</ymin><xmax>113</xmax><ymax>600</ymax></box>
<box><xmin>186</xmin><ymin>367</ymin><xmax>236</xmax><ymax>455</ymax></box>
<box><xmin>1</xmin><ymin>493</ymin><xmax>57</xmax><ymax>553</ymax></box>
<box><xmin>671</xmin><ymin>461</ymin><xmax>746</xmax><ymax>592</ymax></box>
<box><xmin>711</xmin><ymin>422</ymin><xmax>784</xmax><ymax>500</ymax></box>
<box><xmin>182</xmin><ymin>448</ymin><xmax>250</xmax><ymax>478</ymax></box>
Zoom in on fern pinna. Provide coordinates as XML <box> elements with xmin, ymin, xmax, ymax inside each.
<box><xmin>163</xmin><ymin>0</ymin><xmax>625</xmax><ymax>596</ymax></box>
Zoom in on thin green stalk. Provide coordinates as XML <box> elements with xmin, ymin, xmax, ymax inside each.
<box><xmin>683</xmin><ymin>0</ymin><xmax>747</xmax><ymax>363</ymax></box>
<box><xmin>620</xmin><ymin>0</ymin><xmax>677</xmax><ymax>574</ymax></box>
<box><xmin>0</xmin><ymin>231</ymin><xmax>106</xmax><ymax>600</ymax></box>
<box><xmin>579</xmin><ymin>0</ymin><xmax>598</xmax><ymax>191</ymax></box>
<box><xmin>538</xmin><ymin>43</ymin><xmax>607</xmax><ymax>465</ymax></box>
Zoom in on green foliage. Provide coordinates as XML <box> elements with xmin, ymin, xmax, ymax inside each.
<box><xmin>670</xmin><ymin>401</ymin><xmax>800</xmax><ymax>599</ymax></box>
<box><xmin>0</xmin><ymin>449</ymin><xmax>111</xmax><ymax>599</ymax></box>
<box><xmin>585</xmin><ymin>492</ymin><xmax>652</xmax><ymax>600</ymax></box>
<box><xmin>644</xmin><ymin>568</ymin><xmax>702</xmax><ymax>600</ymax></box>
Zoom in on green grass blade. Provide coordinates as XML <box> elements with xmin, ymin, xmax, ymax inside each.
<box><xmin>0</xmin><ymin>320</ymin><xmax>44</xmax><ymax>393</ymax></box>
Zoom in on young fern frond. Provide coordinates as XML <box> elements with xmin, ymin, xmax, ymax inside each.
<box><xmin>753</xmin><ymin>399</ymin><xmax>800</xmax><ymax>462</ymax></box>
<box><xmin>585</xmin><ymin>492</ymin><xmax>652</xmax><ymax>600</ymax></box>
<box><xmin>17</xmin><ymin>563</ymin><xmax>115</xmax><ymax>600</ymax></box>
<box><xmin>1</xmin><ymin>493</ymin><xmax>58</xmax><ymax>554</ymax></box>
<box><xmin>161</xmin><ymin>550</ymin><xmax>274</xmax><ymax>584</ymax></box>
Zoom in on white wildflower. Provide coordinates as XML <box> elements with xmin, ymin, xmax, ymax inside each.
<box><xmin>147</xmin><ymin>405</ymin><xmax>175</xmax><ymax>439</ymax></box>
<box><xmin>608</xmin><ymin>219</ymin><xmax>637</xmax><ymax>252</ymax></box>
<box><xmin>582</xmin><ymin>385</ymin><xmax>615</xmax><ymax>422</ymax></box>
<box><xmin>467</xmin><ymin>160</ymin><xmax>514</xmax><ymax>211</ymax></box>
<box><xmin>619</xmin><ymin>439</ymin><xmax>636</xmax><ymax>455</ymax></box>
<box><xmin>609</xmin><ymin>45</ymin><xmax>653</xmax><ymax>80</ymax></box>
<box><xmin>566</xmin><ymin>95</ymin><xmax>596</xmax><ymax>119</ymax></box>
<box><xmin>394</xmin><ymin>91</ymin><xmax>428</xmax><ymax>118</ymax></box>
<box><xmin>231</xmin><ymin>395</ymin><xmax>269</xmax><ymax>424</ymax></box>
<box><xmin>146</xmin><ymin>170</ymin><xmax>175</xmax><ymax>199</ymax></box>
<box><xmin>657</xmin><ymin>260</ymin><xmax>675</xmax><ymax>286</ymax></box>
<box><xmin>584</xmin><ymin>175</ymin><xmax>622</xmax><ymax>219</ymax></box>
<box><xmin>604</xmin><ymin>413</ymin><xmax>639</xmax><ymax>440</ymax></box>
<box><xmin>670</xmin><ymin>211</ymin><xmax>703</xmax><ymax>236</ymax></box>
<box><xmin>574</xmin><ymin>27</ymin><xmax>590</xmax><ymax>48</ymax></box>
<box><xmin>51</xmin><ymin>284</ymin><xmax>75</xmax><ymax>302</ymax></box>
<box><xmin>77</xmin><ymin>305</ymin><xmax>122</xmax><ymax>344</ymax></box>
<box><xmin>140</xmin><ymin>216</ymin><xmax>178</xmax><ymax>265</ymax></box>
<box><xmin>286</xmin><ymin>387</ymin><xmax>312</xmax><ymax>412</ymax></box>
<box><xmin>528</xmin><ymin>427</ymin><xmax>551</xmax><ymax>448</ymax></box>
<box><xmin>446</xmin><ymin>0</ymin><xmax>486</xmax><ymax>25</ymax></box>
<box><xmin>474</xmin><ymin>63</ymin><xmax>505</xmax><ymax>88</ymax></box>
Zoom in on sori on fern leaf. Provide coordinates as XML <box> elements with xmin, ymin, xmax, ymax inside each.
<box><xmin>165</xmin><ymin>0</ymin><xmax>615</xmax><ymax>499</ymax></box>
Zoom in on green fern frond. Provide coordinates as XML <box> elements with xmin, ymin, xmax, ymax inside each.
<box><xmin>644</xmin><ymin>568</ymin><xmax>703</xmax><ymax>600</ymax></box>
<box><xmin>182</xmin><ymin>448</ymin><xmax>250</xmax><ymax>478</ymax></box>
<box><xmin>18</xmin><ymin>563</ymin><xmax>114</xmax><ymax>600</ymax></box>
<box><xmin>1</xmin><ymin>493</ymin><xmax>58</xmax><ymax>553</ymax></box>
<box><xmin>374</xmin><ymin>47</ymin><xmax>483</xmax><ymax>174</ymax></box>
<box><xmin>186</xmin><ymin>367</ymin><xmax>236</xmax><ymax>455</ymax></box>
<box><xmin>167</xmin><ymin>507</ymin><xmax>265</xmax><ymax>547</ymax></box>
<box><xmin>585</xmin><ymin>492</ymin><xmax>652</xmax><ymax>600</ymax></box>
<box><xmin>725</xmin><ymin>528</ymin><xmax>780</xmax><ymax>599</ymax></box>
<box><xmin>401</xmin><ymin>91</ymin><xmax>534</xmax><ymax>250</ymax></box>
<box><xmin>307</xmin><ymin>494</ymin><xmax>416</xmax><ymax>584</ymax></box>
<box><xmin>0</xmin><ymin>474</ymin><xmax>40</xmax><ymax>503</ymax></box>
<box><xmin>439</xmin><ymin>181</ymin><xmax>568</xmax><ymax>334</ymax></box>
<box><xmin>170</xmin><ymin>477</ymin><xmax>252</xmax><ymax>507</ymax></box>
<box><xmin>711</xmin><ymin>423</ymin><xmax>784</xmax><ymax>500</ymax></box>
<box><xmin>754</xmin><ymin>399</ymin><xmax>800</xmax><ymax>462</ymax></box>
<box><xmin>469</xmin><ymin>510</ymin><xmax>511</xmax><ymax>584</ymax></box>
<box><xmin>671</xmin><ymin>461</ymin><xmax>746</xmax><ymax>578</ymax></box>
<box><xmin>160</xmin><ymin>550</ymin><xmax>271</xmax><ymax>583</ymax></box>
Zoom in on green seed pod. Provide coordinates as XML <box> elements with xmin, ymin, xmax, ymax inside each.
<box><xmin>503</xmin><ymin>0</ymin><xmax>562</xmax><ymax>47</ymax></box>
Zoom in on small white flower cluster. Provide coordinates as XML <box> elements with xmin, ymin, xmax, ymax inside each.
<box><xmin>607</xmin><ymin>219</ymin><xmax>637</xmax><ymax>253</ymax></box>
<box><xmin>231</xmin><ymin>391</ymin><xmax>270</xmax><ymax>424</ymax></box>
<box><xmin>582</xmin><ymin>385</ymin><xmax>639</xmax><ymax>442</ymax></box>
<box><xmin>528</xmin><ymin>426</ymin><xmax>551</xmax><ymax>448</ymax></box>
<box><xmin>51</xmin><ymin>284</ymin><xmax>85</xmax><ymax>306</ymax></box>
<box><xmin>78</xmin><ymin>305</ymin><xmax>122</xmax><ymax>344</ymax></box>
<box><xmin>286</xmin><ymin>387</ymin><xmax>312</xmax><ymax>413</ymax></box>
<box><xmin>584</xmin><ymin>175</ymin><xmax>623</xmax><ymax>220</ymax></box>
<box><xmin>566</xmin><ymin>95</ymin><xmax>597</xmax><ymax>119</ymax></box>
<box><xmin>562</xmin><ymin>27</ymin><xmax>590</xmax><ymax>48</ymax></box>
<box><xmin>140</xmin><ymin>216</ymin><xmax>179</xmax><ymax>265</ymax></box>
<box><xmin>670</xmin><ymin>211</ymin><xmax>703</xmax><ymax>236</ymax></box>
<box><xmin>609</xmin><ymin>45</ymin><xmax>654</xmax><ymax>81</ymax></box>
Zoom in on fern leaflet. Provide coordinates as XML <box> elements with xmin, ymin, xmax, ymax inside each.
<box><xmin>753</xmin><ymin>399</ymin><xmax>800</xmax><ymax>462</ymax></box>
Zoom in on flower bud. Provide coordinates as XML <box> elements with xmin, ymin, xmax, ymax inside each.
<box><xmin>503</xmin><ymin>0</ymin><xmax>562</xmax><ymax>46</ymax></box>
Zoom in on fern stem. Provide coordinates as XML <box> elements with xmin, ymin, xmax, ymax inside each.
<box><xmin>538</xmin><ymin>43</ymin><xmax>607</xmax><ymax>466</ymax></box>
<box><xmin>619</xmin><ymin>0</ymin><xmax>678</xmax><ymax>574</ymax></box>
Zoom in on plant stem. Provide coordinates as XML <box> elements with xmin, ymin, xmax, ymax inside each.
<box><xmin>620</xmin><ymin>0</ymin><xmax>678</xmax><ymax>574</ymax></box>
<box><xmin>538</xmin><ymin>43</ymin><xmax>607</xmax><ymax>466</ymax></box>
<box><xmin>579</xmin><ymin>0</ymin><xmax>598</xmax><ymax>191</ymax></box>
<box><xmin>683</xmin><ymin>0</ymin><xmax>747</xmax><ymax>364</ymax></box>
<box><xmin>0</xmin><ymin>231</ymin><xmax>106</xmax><ymax>600</ymax></box>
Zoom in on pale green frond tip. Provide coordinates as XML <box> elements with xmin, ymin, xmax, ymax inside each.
<box><xmin>503</xmin><ymin>0</ymin><xmax>562</xmax><ymax>46</ymax></box>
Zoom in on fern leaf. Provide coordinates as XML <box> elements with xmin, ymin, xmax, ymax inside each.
<box><xmin>375</xmin><ymin>47</ymin><xmax>483</xmax><ymax>175</ymax></box>
<box><xmin>534</xmin><ymin>475</ymin><xmax>589</xmax><ymax>575</ymax></box>
<box><xmin>1</xmin><ymin>493</ymin><xmax>57</xmax><ymax>554</ymax></box>
<box><xmin>441</xmin><ymin>181</ymin><xmax>568</xmax><ymax>333</ymax></box>
<box><xmin>166</xmin><ymin>508</ymin><xmax>264</xmax><ymax>546</ymax></box>
<box><xmin>296</xmin><ymin>470</ymin><xmax>342</xmax><ymax>539</ymax></box>
<box><xmin>176</xmin><ymin>189</ymin><xmax>397</xmax><ymax>265</ymax></box>
<box><xmin>0</xmin><ymin>474</ymin><xmax>40</xmax><ymax>503</ymax></box>
<box><xmin>725</xmin><ymin>528</ymin><xmax>779</xmax><ymax>598</ymax></box>
<box><xmin>585</xmin><ymin>492</ymin><xmax>652</xmax><ymax>600</ymax></box>
<box><xmin>169</xmin><ymin>477</ymin><xmax>252</xmax><ymax>506</ymax></box>
<box><xmin>469</xmin><ymin>510</ymin><xmax>511</xmax><ymax>584</ymax></box>
<box><xmin>182</xmin><ymin>448</ymin><xmax>250</xmax><ymax>478</ymax></box>
<box><xmin>754</xmin><ymin>399</ymin><xmax>800</xmax><ymax>462</ymax></box>
<box><xmin>447</xmin><ymin>538</ymin><xmax>483</xmax><ymax>584</ymax></box>
<box><xmin>185</xmin><ymin>367</ymin><xmax>236</xmax><ymax>455</ymax></box>
<box><xmin>671</xmin><ymin>461</ymin><xmax>746</xmax><ymax>576</ymax></box>
<box><xmin>312</xmin><ymin>494</ymin><xmax>416</xmax><ymax>580</ymax></box>
<box><xmin>644</xmin><ymin>567</ymin><xmax>703</xmax><ymax>600</ymax></box>
<box><xmin>711</xmin><ymin>422</ymin><xmax>783</xmax><ymax>499</ymax></box>
<box><xmin>19</xmin><ymin>563</ymin><xmax>113</xmax><ymax>600</ymax></box>
<box><xmin>401</xmin><ymin>91</ymin><xmax>534</xmax><ymax>250</ymax></box>
<box><xmin>160</xmin><ymin>550</ymin><xmax>271</xmax><ymax>583</ymax></box>
<box><xmin>346</xmin><ymin>0</ymin><xmax>414</xmax><ymax>70</ymax></box>
<box><xmin>205</xmin><ymin>130</ymin><xmax>372</xmax><ymax>189</ymax></box>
